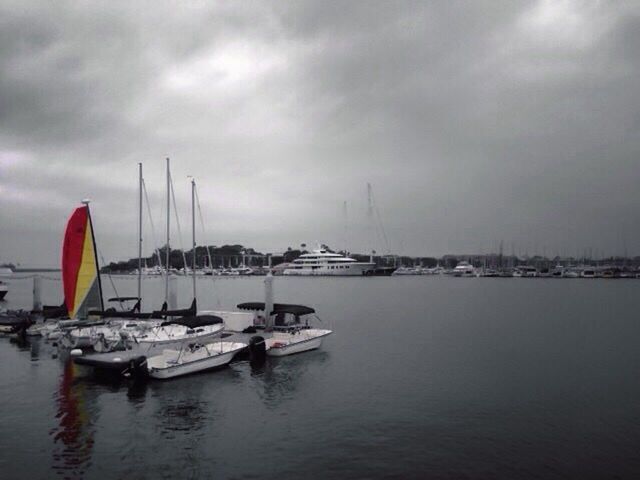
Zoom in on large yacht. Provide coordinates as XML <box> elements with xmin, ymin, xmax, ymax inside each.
<box><xmin>283</xmin><ymin>249</ymin><xmax>375</xmax><ymax>276</ymax></box>
<box><xmin>452</xmin><ymin>261</ymin><xmax>476</xmax><ymax>277</ymax></box>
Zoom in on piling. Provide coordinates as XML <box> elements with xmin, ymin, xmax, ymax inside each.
<box><xmin>32</xmin><ymin>275</ymin><xmax>42</xmax><ymax>312</ymax></box>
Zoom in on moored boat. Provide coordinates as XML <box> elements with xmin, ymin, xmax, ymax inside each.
<box><xmin>283</xmin><ymin>249</ymin><xmax>375</xmax><ymax>276</ymax></box>
<box><xmin>145</xmin><ymin>341</ymin><xmax>247</xmax><ymax>379</ymax></box>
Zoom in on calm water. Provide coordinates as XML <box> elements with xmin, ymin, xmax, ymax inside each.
<box><xmin>2</xmin><ymin>274</ymin><xmax>640</xmax><ymax>479</ymax></box>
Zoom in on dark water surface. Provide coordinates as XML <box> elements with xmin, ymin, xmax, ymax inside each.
<box><xmin>2</xmin><ymin>275</ymin><xmax>640</xmax><ymax>479</ymax></box>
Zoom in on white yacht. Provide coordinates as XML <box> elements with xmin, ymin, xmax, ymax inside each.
<box><xmin>283</xmin><ymin>249</ymin><xmax>375</xmax><ymax>276</ymax></box>
<box><xmin>452</xmin><ymin>261</ymin><xmax>476</xmax><ymax>277</ymax></box>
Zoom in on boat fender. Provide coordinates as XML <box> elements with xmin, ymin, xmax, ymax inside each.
<box><xmin>70</xmin><ymin>348</ymin><xmax>83</xmax><ymax>356</ymax></box>
<box><xmin>249</xmin><ymin>335</ymin><xmax>266</xmax><ymax>363</ymax></box>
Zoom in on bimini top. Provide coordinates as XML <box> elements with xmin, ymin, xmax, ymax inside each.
<box><xmin>161</xmin><ymin>315</ymin><xmax>223</xmax><ymax>329</ymax></box>
<box><xmin>236</xmin><ymin>302</ymin><xmax>315</xmax><ymax>316</ymax></box>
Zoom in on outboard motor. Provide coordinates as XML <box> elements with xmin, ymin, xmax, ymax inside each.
<box><xmin>249</xmin><ymin>335</ymin><xmax>266</xmax><ymax>365</ymax></box>
<box><xmin>124</xmin><ymin>356</ymin><xmax>149</xmax><ymax>379</ymax></box>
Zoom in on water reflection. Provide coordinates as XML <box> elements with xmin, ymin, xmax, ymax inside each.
<box><xmin>250</xmin><ymin>351</ymin><xmax>329</xmax><ymax>408</ymax></box>
<box><xmin>50</xmin><ymin>360</ymin><xmax>97</xmax><ymax>479</ymax></box>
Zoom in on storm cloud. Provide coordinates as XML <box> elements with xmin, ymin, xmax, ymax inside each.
<box><xmin>1</xmin><ymin>0</ymin><xmax>640</xmax><ymax>265</ymax></box>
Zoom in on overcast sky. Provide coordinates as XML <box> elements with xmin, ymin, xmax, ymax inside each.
<box><xmin>2</xmin><ymin>0</ymin><xmax>640</xmax><ymax>266</ymax></box>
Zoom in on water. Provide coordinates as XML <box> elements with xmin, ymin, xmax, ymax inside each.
<box><xmin>2</xmin><ymin>275</ymin><xmax>640</xmax><ymax>479</ymax></box>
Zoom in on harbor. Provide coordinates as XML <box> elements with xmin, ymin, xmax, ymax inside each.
<box><xmin>3</xmin><ymin>273</ymin><xmax>640</xmax><ymax>479</ymax></box>
<box><xmin>3</xmin><ymin>0</ymin><xmax>640</xmax><ymax>478</ymax></box>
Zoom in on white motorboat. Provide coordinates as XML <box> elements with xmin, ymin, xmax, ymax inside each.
<box><xmin>236</xmin><ymin>294</ymin><xmax>333</xmax><ymax>357</ymax></box>
<box><xmin>265</xmin><ymin>328</ymin><xmax>333</xmax><ymax>357</ymax></box>
<box><xmin>517</xmin><ymin>266</ymin><xmax>538</xmax><ymax>277</ymax></box>
<box><xmin>580</xmin><ymin>268</ymin><xmax>596</xmax><ymax>278</ymax></box>
<box><xmin>145</xmin><ymin>341</ymin><xmax>247</xmax><ymax>379</ymax></box>
<box><xmin>283</xmin><ymin>248</ymin><xmax>375</xmax><ymax>276</ymax></box>
<box><xmin>452</xmin><ymin>261</ymin><xmax>476</xmax><ymax>277</ymax></box>
<box><xmin>392</xmin><ymin>266</ymin><xmax>422</xmax><ymax>276</ymax></box>
<box><xmin>131</xmin><ymin>315</ymin><xmax>224</xmax><ymax>347</ymax></box>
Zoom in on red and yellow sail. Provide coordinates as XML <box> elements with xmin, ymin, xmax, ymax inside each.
<box><xmin>62</xmin><ymin>205</ymin><xmax>103</xmax><ymax>319</ymax></box>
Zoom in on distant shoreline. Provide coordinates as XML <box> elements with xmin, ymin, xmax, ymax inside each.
<box><xmin>12</xmin><ymin>268</ymin><xmax>61</xmax><ymax>273</ymax></box>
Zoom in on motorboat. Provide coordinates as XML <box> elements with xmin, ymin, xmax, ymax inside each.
<box><xmin>452</xmin><ymin>261</ymin><xmax>476</xmax><ymax>277</ymax></box>
<box><xmin>145</xmin><ymin>340</ymin><xmax>247</xmax><ymax>379</ymax></box>
<box><xmin>392</xmin><ymin>266</ymin><xmax>422</xmax><ymax>275</ymax></box>
<box><xmin>236</xmin><ymin>301</ymin><xmax>332</xmax><ymax>357</ymax></box>
<box><xmin>518</xmin><ymin>266</ymin><xmax>538</xmax><ymax>277</ymax></box>
<box><xmin>283</xmin><ymin>249</ymin><xmax>375</xmax><ymax>276</ymax></box>
<box><xmin>0</xmin><ymin>309</ymin><xmax>32</xmax><ymax>334</ymax></box>
<box><xmin>130</xmin><ymin>315</ymin><xmax>224</xmax><ymax>347</ymax></box>
<box><xmin>478</xmin><ymin>268</ymin><xmax>500</xmax><ymax>277</ymax></box>
<box><xmin>580</xmin><ymin>268</ymin><xmax>596</xmax><ymax>278</ymax></box>
<box><xmin>264</xmin><ymin>328</ymin><xmax>333</xmax><ymax>357</ymax></box>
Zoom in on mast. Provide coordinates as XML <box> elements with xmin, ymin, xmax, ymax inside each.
<box><xmin>343</xmin><ymin>200</ymin><xmax>348</xmax><ymax>255</ymax></box>
<box><xmin>367</xmin><ymin>183</ymin><xmax>374</xmax><ymax>263</ymax></box>
<box><xmin>165</xmin><ymin>157</ymin><xmax>170</xmax><ymax>302</ymax></box>
<box><xmin>137</xmin><ymin>162</ymin><xmax>143</xmax><ymax>309</ymax></box>
<box><xmin>191</xmin><ymin>176</ymin><xmax>197</xmax><ymax>301</ymax></box>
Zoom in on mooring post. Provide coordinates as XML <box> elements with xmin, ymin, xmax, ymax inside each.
<box><xmin>33</xmin><ymin>275</ymin><xmax>42</xmax><ymax>312</ymax></box>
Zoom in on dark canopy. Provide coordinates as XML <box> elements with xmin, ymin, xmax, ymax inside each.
<box><xmin>236</xmin><ymin>302</ymin><xmax>315</xmax><ymax>316</ymax></box>
<box><xmin>161</xmin><ymin>314</ymin><xmax>223</xmax><ymax>328</ymax></box>
<box><xmin>107</xmin><ymin>296</ymin><xmax>140</xmax><ymax>302</ymax></box>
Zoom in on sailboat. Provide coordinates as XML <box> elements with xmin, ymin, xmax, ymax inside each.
<box><xmin>58</xmin><ymin>161</ymin><xmax>223</xmax><ymax>351</ymax></box>
<box><xmin>143</xmin><ymin>177</ymin><xmax>246</xmax><ymax>379</ymax></box>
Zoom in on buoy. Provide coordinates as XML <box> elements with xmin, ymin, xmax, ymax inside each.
<box><xmin>70</xmin><ymin>348</ymin><xmax>83</xmax><ymax>356</ymax></box>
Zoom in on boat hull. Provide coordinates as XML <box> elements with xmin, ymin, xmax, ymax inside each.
<box><xmin>147</xmin><ymin>342</ymin><xmax>246</xmax><ymax>379</ymax></box>
<box><xmin>283</xmin><ymin>264</ymin><xmax>374</xmax><ymax>276</ymax></box>
<box><xmin>265</xmin><ymin>329</ymin><xmax>332</xmax><ymax>357</ymax></box>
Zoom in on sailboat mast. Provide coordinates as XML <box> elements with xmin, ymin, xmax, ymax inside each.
<box><xmin>191</xmin><ymin>177</ymin><xmax>197</xmax><ymax>301</ymax></box>
<box><xmin>367</xmin><ymin>183</ymin><xmax>374</xmax><ymax>263</ymax></box>
<box><xmin>165</xmin><ymin>157</ymin><xmax>170</xmax><ymax>302</ymax></box>
<box><xmin>137</xmin><ymin>162</ymin><xmax>143</xmax><ymax>309</ymax></box>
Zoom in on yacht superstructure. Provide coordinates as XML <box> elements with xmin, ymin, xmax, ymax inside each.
<box><xmin>283</xmin><ymin>249</ymin><xmax>375</xmax><ymax>276</ymax></box>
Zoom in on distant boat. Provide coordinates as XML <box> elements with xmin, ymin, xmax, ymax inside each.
<box><xmin>517</xmin><ymin>266</ymin><xmax>538</xmax><ymax>278</ymax></box>
<box><xmin>283</xmin><ymin>249</ymin><xmax>375</xmax><ymax>276</ymax></box>
<box><xmin>580</xmin><ymin>268</ymin><xmax>596</xmax><ymax>278</ymax></box>
<box><xmin>452</xmin><ymin>261</ymin><xmax>475</xmax><ymax>277</ymax></box>
<box><xmin>392</xmin><ymin>266</ymin><xmax>422</xmax><ymax>276</ymax></box>
<box><xmin>0</xmin><ymin>267</ymin><xmax>12</xmax><ymax>277</ymax></box>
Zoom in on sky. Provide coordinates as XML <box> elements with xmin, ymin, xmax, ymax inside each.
<box><xmin>1</xmin><ymin>0</ymin><xmax>640</xmax><ymax>266</ymax></box>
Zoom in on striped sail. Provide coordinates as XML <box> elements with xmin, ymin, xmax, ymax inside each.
<box><xmin>62</xmin><ymin>205</ymin><xmax>104</xmax><ymax>319</ymax></box>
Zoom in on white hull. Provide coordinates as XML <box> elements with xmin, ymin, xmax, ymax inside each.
<box><xmin>136</xmin><ymin>324</ymin><xmax>224</xmax><ymax>347</ymax></box>
<box><xmin>283</xmin><ymin>264</ymin><xmax>374</xmax><ymax>276</ymax></box>
<box><xmin>147</xmin><ymin>342</ymin><xmax>246</xmax><ymax>379</ymax></box>
<box><xmin>265</xmin><ymin>329</ymin><xmax>332</xmax><ymax>356</ymax></box>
